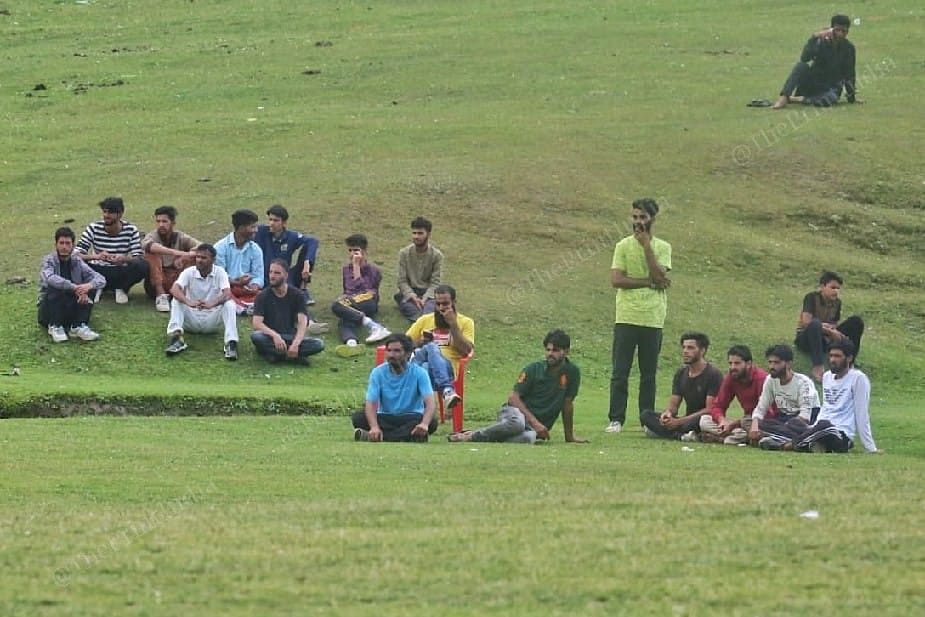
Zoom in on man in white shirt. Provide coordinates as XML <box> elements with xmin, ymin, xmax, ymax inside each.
<box><xmin>789</xmin><ymin>340</ymin><xmax>879</xmax><ymax>453</ymax></box>
<box><xmin>746</xmin><ymin>344</ymin><xmax>820</xmax><ymax>450</ymax></box>
<box><xmin>164</xmin><ymin>243</ymin><xmax>239</xmax><ymax>360</ymax></box>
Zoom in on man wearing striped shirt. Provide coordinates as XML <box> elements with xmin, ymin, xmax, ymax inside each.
<box><xmin>76</xmin><ymin>197</ymin><xmax>148</xmax><ymax>304</ymax></box>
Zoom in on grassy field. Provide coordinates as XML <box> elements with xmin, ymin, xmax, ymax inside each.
<box><xmin>2</xmin><ymin>1</ymin><xmax>924</xmax><ymax>614</ymax></box>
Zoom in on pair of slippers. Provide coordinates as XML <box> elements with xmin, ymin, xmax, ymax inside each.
<box><xmin>746</xmin><ymin>98</ymin><xmax>773</xmax><ymax>107</ymax></box>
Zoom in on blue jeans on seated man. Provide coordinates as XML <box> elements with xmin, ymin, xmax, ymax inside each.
<box><xmin>411</xmin><ymin>342</ymin><xmax>455</xmax><ymax>391</ymax></box>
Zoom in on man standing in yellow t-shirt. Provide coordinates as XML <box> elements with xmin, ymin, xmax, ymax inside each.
<box><xmin>605</xmin><ymin>198</ymin><xmax>672</xmax><ymax>434</ymax></box>
<box><xmin>406</xmin><ymin>284</ymin><xmax>474</xmax><ymax>411</ymax></box>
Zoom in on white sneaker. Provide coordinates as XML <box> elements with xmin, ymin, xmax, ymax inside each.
<box><xmin>604</xmin><ymin>420</ymin><xmax>623</xmax><ymax>434</ymax></box>
<box><xmin>69</xmin><ymin>324</ymin><xmax>100</xmax><ymax>341</ymax></box>
<box><xmin>47</xmin><ymin>325</ymin><xmax>68</xmax><ymax>343</ymax></box>
<box><xmin>680</xmin><ymin>430</ymin><xmax>699</xmax><ymax>443</ymax></box>
<box><xmin>115</xmin><ymin>289</ymin><xmax>129</xmax><ymax>304</ymax></box>
<box><xmin>155</xmin><ymin>294</ymin><xmax>171</xmax><ymax>312</ymax></box>
<box><xmin>365</xmin><ymin>324</ymin><xmax>391</xmax><ymax>344</ymax></box>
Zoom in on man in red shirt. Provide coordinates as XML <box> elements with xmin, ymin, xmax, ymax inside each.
<box><xmin>699</xmin><ymin>345</ymin><xmax>769</xmax><ymax>445</ymax></box>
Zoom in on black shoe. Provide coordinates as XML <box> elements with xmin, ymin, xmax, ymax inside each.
<box><xmin>224</xmin><ymin>340</ymin><xmax>238</xmax><ymax>361</ymax></box>
<box><xmin>354</xmin><ymin>428</ymin><xmax>369</xmax><ymax>442</ymax></box>
<box><xmin>165</xmin><ymin>336</ymin><xmax>188</xmax><ymax>356</ymax></box>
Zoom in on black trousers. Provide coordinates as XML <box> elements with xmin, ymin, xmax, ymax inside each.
<box><xmin>331</xmin><ymin>292</ymin><xmax>379</xmax><ymax>343</ymax></box>
<box><xmin>779</xmin><ymin>61</ymin><xmax>839</xmax><ymax>105</ymax></box>
<box><xmin>793</xmin><ymin>420</ymin><xmax>853</xmax><ymax>453</ymax></box>
<box><xmin>640</xmin><ymin>410</ymin><xmax>701</xmax><ymax>439</ymax></box>
<box><xmin>609</xmin><ymin>323</ymin><xmax>663</xmax><ymax>425</ymax></box>
<box><xmin>351</xmin><ymin>411</ymin><xmax>438</xmax><ymax>442</ymax></box>
<box><xmin>795</xmin><ymin>316</ymin><xmax>864</xmax><ymax>367</ymax></box>
<box><xmin>90</xmin><ymin>259</ymin><xmax>149</xmax><ymax>292</ymax></box>
<box><xmin>37</xmin><ymin>288</ymin><xmax>94</xmax><ymax>328</ymax></box>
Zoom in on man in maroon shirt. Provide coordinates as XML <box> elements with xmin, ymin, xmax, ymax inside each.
<box><xmin>331</xmin><ymin>233</ymin><xmax>391</xmax><ymax>354</ymax></box>
<box><xmin>699</xmin><ymin>345</ymin><xmax>769</xmax><ymax>445</ymax></box>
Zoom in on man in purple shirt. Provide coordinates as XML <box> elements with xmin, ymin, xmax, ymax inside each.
<box><xmin>699</xmin><ymin>345</ymin><xmax>769</xmax><ymax>445</ymax></box>
<box><xmin>331</xmin><ymin>234</ymin><xmax>390</xmax><ymax>355</ymax></box>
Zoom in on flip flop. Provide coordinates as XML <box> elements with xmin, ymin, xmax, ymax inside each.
<box><xmin>747</xmin><ymin>98</ymin><xmax>772</xmax><ymax>107</ymax></box>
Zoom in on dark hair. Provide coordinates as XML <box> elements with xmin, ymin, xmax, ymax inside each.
<box><xmin>99</xmin><ymin>196</ymin><xmax>125</xmax><ymax>213</ymax></box>
<box><xmin>55</xmin><ymin>226</ymin><xmax>75</xmax><ymax>242</ymax></box>
<box><xmin>828</xmin><ymin>339</ymin><xmax>856</xmax><ymax>361</ymax></box>
<box><xmin>345</xmin><ymin>233</ymin><xmax>368</xmax><ymax>250</ymax></box>
<box><xmin>726</xmin><ymin>344</ymin><xmax>753</xmax><ymax>363</ymax></box>
<box><xmin>231</xmin><ymin>209</ymin><xmax>258</xmax><ymax>229</ymax></box>
<box><xmin>410</xmin><ymin>216</ymin><xmax>432</xmax><ymax>232</ymax></box>
<box><xmin>819</xmin><ymin>271</ymin><xmax>844</xmax><ymax>286</ymax></box>
<box><xmin>194</xmin><ymin>243</ymin><xmax>216</xmax><ymax>258</ymax></box>
<box><xmin>543</xmin><ymin>329</ymin><xmax>571</xmax><ymax>350</ymax></box>
<box><xmin>831</xmin><ymin>14</ymin><xmax>851</xmax><ymax>28</ymax></box>
<box><xmin>270</xmin><ymin>258</ymin><xmax>290</xmax><ymax>272</ymax></box>
<box><xmin>433</xmin><ymin>284</ymin><xmax>456</xmax><ymax>302</ymax></box>
<box><xmin>266</xmin><ymin>204</ymin><xmax>289</xmax><ymax>221</ymax></box>
<box><xmin>154</xmin><ymin>205</ymin><xmax>177</xmax><ymax>221</ymax></box>
<box><xmin>632</xmin><ymin>197</ymin><xmax>659</xmax><ymax>217</ymax></box>
<box><xmin>765</xmin><ymin>344</ymin><xmax>794</xmax><ymax>363</ymax></box>
<box><xmin>680</xmin><ymin>331</ymin><xmax>710</xmax><ymax>351</ymax></box>
<box><xmin>383</xmin><ymin>332</ymin><xmax>413</xmax><ymax>354</ymax></box>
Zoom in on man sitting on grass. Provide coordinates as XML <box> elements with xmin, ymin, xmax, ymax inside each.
<box><xmin>788</xmin><ymin>340</ymin><xmax>879</xmax><ymax>454</ymax></box>
<box><xmin>332</xmin><ymin>233</ymin><xmax>390</xmax><ymax>355</ymax></box>
<box><xmin>76</xmin><ymin>196</ymin><xmax>148</xmax><ymax>304</ymax></box>
<box><xmin>747</xmin><ymin>344</ymin><xmax>820</xmax><ymax>450</ymax></box>
<box><xmin>164</xmin><ymin>243</ymin><xmax>239</xmax><ymax>361</ymax></box>
<box><xmin>699</xmin><ymin>345</ymin><xmax>768</xmax><ymax>445</ymax></box>
<box><xmin>250</xmin><ymin>259</ymin><xmax>324</xmax><ymax>365</ymax></box>
<box><xmin>39</xmin><ymin>226</ymin><xmax>106</xmax><ymax>343</ymax></box>
<box><xmin>142</xmin><ymin>205</ymin><xmax>200</xmax><ymax>313</ymax></box>
<box><xmin>448</xmin><ymin>329</ymin><xmax>585</xmax><ymax>444</ymax></box>
<box><xmin>795</xmin><ymin>270</ymin><xmax>864</xmax><ymax>382</ymax></box>
<box><xmin>353</xmin><ymin>333</ymin><xmax>437</xmax><ymax>443</ymax></box>
<box><xmin>215</xmin><ymin>208</ymin><xmax>264</xmax><ymax>314</ymax></box>
<box><xmin>640</xmin><ymin>332</ymin><xmax>723</xmax><ymax>441</ymax></box>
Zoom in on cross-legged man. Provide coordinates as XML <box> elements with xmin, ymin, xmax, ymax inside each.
<box><xmin>789</xmin><ymin>340</ymin><xmax>879</xmax><ymax>454</ymax></box>
<box><xmin>215</xmin><ymin>209</ymin><xmax>264</xmax><ymax>314</ymax></box>
<box><xmin>76</xmin><ymin>196</ymin><xmax>149</xmax><ymax>304</ymax></box>
<box><xmin>395</xmin><ymin>216</ymin><xmax>444</xmax><ymax>322</ymax></box>
<box><xmin>606</xmin><ymin>198</ymin><xmax>671</xmax><ymax>434</ymax></box>
<box><xmin>448</xmin><ymin>330</ymin><xmax>584</xmax><ymax>445</ymax></box>
<box><xmin>38</xmin><ymin>227</ymin><xmax>106</xmax><ymax>343</ymax></box>
<box><xmin>352</xmin><ymin>333</ymin><xmax>437</xmax><ymax>443</ymax></box>
<box><xmin>164</xmin><ymin>243</ymin><xmax>239</xmax><ymax>360</ymax></box>
<box><xmin>699</xmin><ymin>345</ymin><xmax>769</xmax><ymax>445</ymax></box>
<box><xmin>747</xmin><ymin>344</ymin><xmax>821</xmax><ymax>450</ymax></box>
<box><xmin>250</xmin><ymin>259</ymin><xmax>324</xmax><ymax>364</ymax></box>
<box><xmin>640</xmin><ymin>332</ymin><xmax>723</xmax><ymax>441</ymax></box>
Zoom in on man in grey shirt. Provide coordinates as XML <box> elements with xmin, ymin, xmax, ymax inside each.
<box><xmin>395</xmin><ymin>216</ymin><xmax>444</xmax><ymax>322</ymax></box>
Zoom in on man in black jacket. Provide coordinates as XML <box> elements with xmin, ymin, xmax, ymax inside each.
<box><xmin>773</xmin><ymin>14</ymin><xmax>859</xmax><ymax>109</ymax></box>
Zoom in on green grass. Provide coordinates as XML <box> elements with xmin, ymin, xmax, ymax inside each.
<box><xmin>1</xmin><ymin>1</ymin><xmax>924</xmax><ymax>614</ymax></box>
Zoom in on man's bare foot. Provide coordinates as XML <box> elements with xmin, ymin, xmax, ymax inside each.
<box><xmin>772</xmin><ymin>95</ymin><xmax>789</xmax><ymax>109</ymax></box>
<box><xmin>812</xmin><ymin>365</ymin><xmax>824</xmax><ymax>382</ymax></box>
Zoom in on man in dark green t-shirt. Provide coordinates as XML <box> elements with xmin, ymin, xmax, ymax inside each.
<box><xmin>448</xmin><ymin>330</ymin><xmax>586</xmax><ymax>444</ymax></box>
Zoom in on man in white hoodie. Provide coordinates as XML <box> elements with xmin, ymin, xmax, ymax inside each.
<box><xmin>789</xmin><ymin>340</ymin><xmax>879</xmax><ymax>454</ymax></box>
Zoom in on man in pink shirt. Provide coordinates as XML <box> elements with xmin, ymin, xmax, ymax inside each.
<box><xmin>699</xmin><ymin>345</ymin><xmax>769</xmax><ymax>445</ymax></box>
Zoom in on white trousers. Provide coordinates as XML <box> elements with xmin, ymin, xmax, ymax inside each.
<box><xmin>167</xmin><ymin>299</ymin><xmax>238</xmax><ymax>343</ymax></box>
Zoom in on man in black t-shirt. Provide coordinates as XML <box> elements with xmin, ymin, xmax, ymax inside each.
<box><xmin>250</xmin><ymin>259</ymin><xmax>325</xmax><ymax>364</ymax></box>
<box><xmin>641</xmin><ymin>332</ymin><xmax>723</xmax><ymax>440</ymax></box>
<box><xmin>795</xmin><ymin>270</ymin><xmax>864</xmax><ymax>382</ymax></box>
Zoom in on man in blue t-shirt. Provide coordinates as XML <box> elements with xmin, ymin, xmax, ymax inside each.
<box><xmin>352</xmin><ymin>333</ymin><xmax>437</xmax><ymax>442</ymax></box>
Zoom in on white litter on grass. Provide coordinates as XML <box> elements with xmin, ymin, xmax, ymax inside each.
<box><xmin>264</xmin><ymin>374</ymin><xmax>271</xmax><ymax>380</ymax></box>
<box><xmin>598</xmin><ymin>451</ymin><xmax>604</xmax><ymax>454</ymax></box>
<box><xmin>468</xmin><ymin>448</ymin><xmax>479</xmax><ymax>452</ymax></box>
<box><xmin>247</xmin><ymin>118</ymin><xmax>257</xmax><ymax>122</ymax></box>
<box><xmin>681</xmin><ymin>446</ymin><xmax>695</xmax><ymax>452</ymax></box>
<box><xmin>853</xmin><ymin>17</ymin><xmax>861</xmax><ymax>26</ymax></box>
<box><xmin>800</xmin><ymin>510</ymin><xmax>820</xmax><ymax>520</ymax></box>
<box><xmin>738</xmin><ymin>443</ymin><xmax>747</xmax><ymax>447</ymax></box>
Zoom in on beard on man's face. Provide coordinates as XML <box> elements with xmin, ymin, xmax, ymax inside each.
<box><xmin>434</xmin><ymin>308</ymin><xmax>451</xmax><ymax>329</ymax></box>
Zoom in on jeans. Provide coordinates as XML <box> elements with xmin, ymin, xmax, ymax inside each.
<box><xmin>411</xmin><ymin>342</ymin><xmax>455</xmax><ymax>391</ymax></box>
<box><xmin>351</xmin><ymin>411</ymin><xmax>438</xmax><ymax>442</ymax></box>
<box><xmin>395</xmin><ymin>289</ymin><xmax>435</xmax><ymax>322</ymax></box>
<box><xmin>471</xmin><ymin>405</ymin><xmax>537</xmax><ymax>444</ymax></box>
<box><xmin>609</xmin><ymin>323</ymin><xmax>663</xmax><ymax>425</ymax></box>
<box><xmin>250</xmin><ymin>331</ymin><xmax>324</xmax><ymax>362</ymax></box>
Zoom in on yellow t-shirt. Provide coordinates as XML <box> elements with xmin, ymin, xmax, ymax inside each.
<box><xmin>406</xmin><ymin>312</ymin><xmax>475</xmax><ymax>374</ymax></box>
<box><xmin>611</xmin><ymin>235</ymin><xmax>671</xmax><ymax>328</ymax></box>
